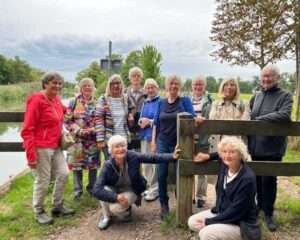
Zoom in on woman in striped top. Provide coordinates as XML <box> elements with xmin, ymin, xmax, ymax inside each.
<box><xmin>95</xmin><ymin>74</ymin><xmax>134</xmax><ymax>158</ymax></box>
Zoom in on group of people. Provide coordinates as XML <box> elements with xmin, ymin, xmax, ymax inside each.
<box><xmin>21</xmin><ymin>63</ymin><xmax>292</xmax><ymax>240</ymax></box>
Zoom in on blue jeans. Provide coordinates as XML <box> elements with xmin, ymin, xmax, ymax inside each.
<box><xmin>157</xmin><ymin>138</ymin><xmax>177</xmax><ymax>206</ymax></box>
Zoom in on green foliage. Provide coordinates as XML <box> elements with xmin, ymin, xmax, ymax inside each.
<box><xmin>140</xmin><ymin>45</ymin><xmax>163</xmax><ymax>87</ymax></box>
<box><xmin>76</xmin><ymin>61</ymin><xmax>107</xmax><ymax>95</ymax></box>
<box><xmin>211</xmin><ymin>0</ymin><xmax>295</xmax><ymax>69</ymax></box>
<box><xmin>206</xmin><ymin>76</ymin><xmax>219</xmax><ymax>93</ymax></box>
<box><xmin>0</xmin><ymin>54</ymin><xmax>43</xmax><ymax>84</ymax></box>
<box><xmin>121</xmin><ymin>50</ymin><xmax>142</xmax><ymax>86</ymax></box>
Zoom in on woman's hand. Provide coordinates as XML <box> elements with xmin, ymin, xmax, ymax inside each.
<box><xmin>138</xmin><ymin>117</ymin><xmax>151</xmax><ymax>129</ymax></box>
<box><xmin>173</xmin><ymin>144</ymin><xmax>181</xmax><ymax>160</ymax></box>
<box><xmin>194</xmin><ymin>116</ymin><xmax>206</xmax><ymax>125</ymax></box>
<box><xmin>194</xmin><ymin>218</ymin><xmax>206</xmax><ymax>230</ymax></box>
<box><xmin>194</xmin><ymin>152</ymin><xmax>210</xmax><ymax>162</ymax></box>
<box><xmin>150</xmin><ymin>141</ymin><xmax>157</xmax><ymax>153</ymax></box>
<box><xmin>117</xmin><ymin>194</ymin><xmax>129</xmax><ymax>207</ymax></box>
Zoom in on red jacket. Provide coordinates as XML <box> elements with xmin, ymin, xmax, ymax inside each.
<box><xmin>21</xmin><ymin>91</ymin><xmax>65</xmax><ymax>165</ymax></box>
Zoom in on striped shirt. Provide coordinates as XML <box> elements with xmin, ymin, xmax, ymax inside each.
<box><xmin>108</xmin><ymin>97</ymin><xmax>127</xmax><ymax>138</ymax></box>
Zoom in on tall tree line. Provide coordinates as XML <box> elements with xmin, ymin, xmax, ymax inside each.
<box><xmin>0</xmin><ymin>54</ymin><xmax>43</xmax><ymax>84</ymax></box>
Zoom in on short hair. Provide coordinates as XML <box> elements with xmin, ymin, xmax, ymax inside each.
<box><xmin>129</xmin><ymin>67</ymin><xmax>143</xmax><ymax>80</ymax></box>
<box><xmin>217</xmin><ymin>136</ymin><xmax>251</xmax><ymax>162</ymax></box>
<box><xmin>41</xmin><ymin>72</ymin><xmax>64</xmax><ymax>89</ymax></box>
<box><xmin>165</xmin><ymin>74</ymin><xmax>182</xmax><ymax>90</ymax></box>
<box><xmin>107</xmin><ymin>135</ymin><xmax>128</xmax><ymax>154</ymax></box>
<box><xmin>262</xmin><ymin>64</ymin><xmax>280</xmax><ymax>77</ymax></box>
<box><xmin>78</xmin><ymin>78</ymin><xmax>96</xmax><ymax>94</ymax></box>
<box><xmin>144</xmin><ymin>78</ymin><xmax>159</xmax><ymax>89</ymax></box>
<box><xmin>105</xmin><ymin>74</ymin><xmax>125</xmax><ymax>98</ymax></box>
<box><xmin>218</xmin><ymin>77</ymin><xmax>240</xmax><ymax>101</ymax></box>
<box><xmin>192</xmin><ymin>75</ymin><xmax>207</xmax><ymax>86</ymax></box>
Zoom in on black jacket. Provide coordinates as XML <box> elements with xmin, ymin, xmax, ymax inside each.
<box><xmin>205</xmin><ymin>153</ymin><xmax>257</xmax><ymax>226</ymax></box>
<box><xmin>248</xmin><ymin>86</ymin><xmax>292</xmax><ymax>158</ymax></box>
<box><xmin>93</xmin><ymin>150</ymin><xmax>174</xmax><ymax>203</ymax></box>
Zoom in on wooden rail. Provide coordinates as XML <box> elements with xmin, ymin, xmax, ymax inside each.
<box><xmin>176</xmin><ymin>113</ymin><xmax>300</xmax><ymax>226</ymax></box>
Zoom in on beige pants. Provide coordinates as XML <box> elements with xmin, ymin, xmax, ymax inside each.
<box><xmin>141</xmin><ymin>140</ymin><xmax>158</xmax><ymax>196</ymax></box>
<box><xmin>195</xmin><ymin>175</ymin><xmax>207</xmax><ymax>201</ymax></box>
<box><xmin>188</xmin><ymin>209</ymin><xmax>241</xmax><ymax>240</ymax></box>
<box><xmin>32</xmin><ymin>148</ymin><xmax>69</xmax><ymax>213</ymax></box>
<box><xmin>100</xmin><ymin>186</ymin><xmax>137</xmax><ymax>218</ymax></box>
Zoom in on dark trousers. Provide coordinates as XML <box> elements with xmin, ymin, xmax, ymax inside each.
<box><xmin>73</xmin><ymin>169</ymin><xmax>97</xmax><ymax>195</ymax></box>
<box><xmin>254</xmin><ymin>156</ymin><xmax>281</xmax><ymax>216</ymax></box>
<box><xmin>157</xmin><ymin>138</ymin><xmax>177</xmax><ymax>206</ymax></box>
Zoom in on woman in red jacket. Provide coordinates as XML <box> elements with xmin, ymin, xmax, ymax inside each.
<box><xmin>21</xmin><ymin>72</ymin><xmax>74</xmax><ymax>225</ymax></box>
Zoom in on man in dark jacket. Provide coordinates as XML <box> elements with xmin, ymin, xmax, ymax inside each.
<box><xmin>248</xmin><ymin>64</ymin><xmax>293</xmax><ymax>232</ymax></box>
<box><xmin>93</xmin><ymin>135</ymin><xmax>179</xmax><ymax>230</ymax></box>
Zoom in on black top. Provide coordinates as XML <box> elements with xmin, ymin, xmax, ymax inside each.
<box><xmin>205</xmin><ymin>153</ymin><xmax>258</xmax><ymax>226</ymax></box>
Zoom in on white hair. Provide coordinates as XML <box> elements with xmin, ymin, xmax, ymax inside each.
<box><xmin>192</xmin><ymin>75</ymin><xmax>207</xmax><ymax>86</ymax></box>
<box><xmin>262</xmin><ymin>64</ymin><xmax>280</xmax><ymax>77</ymax></box>
<box><xmin>144</xmin><ymin>78</ymin><xmax>159</xmax><ymax>89</ymax></box>
<box><xmin>107</xmin><ymin>135</ymin><xmax>128</xmax><ymax>154</ymax></box>
<box><xmin>78</xmin><ymin>77</ymin><xmax>96</xmax><ymax>94</ymax></box>
<box><xmin>217</xmin><ymin>136</ymin><xmax>252</xmax><ymax>162</ymax></box>
<box><xmin>129</xmin><ymin>66</ymin><xmax>144</xmax><ymax>79</ymax></box>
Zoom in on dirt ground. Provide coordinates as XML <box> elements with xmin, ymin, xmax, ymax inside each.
<box><xmin>46</xmin><ymin>178</ymin><xmax>300</xmax><ymax>240</ymax></box>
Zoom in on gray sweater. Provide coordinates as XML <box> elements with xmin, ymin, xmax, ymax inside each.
<box><xmin>248</xmin><ymin>85</ymin><xmax>292</xmax><ymax>158</ymax></box>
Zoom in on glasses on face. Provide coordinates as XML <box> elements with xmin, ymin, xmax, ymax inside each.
<box><xmin>111</xmin><ymin>81</ymin><xmax>121</xmax><ymax>86</ymax></box>
<box><xmin>50</xmin><ymin>80</ymin><xmax>63</xmax><ymax>86</ymax></box>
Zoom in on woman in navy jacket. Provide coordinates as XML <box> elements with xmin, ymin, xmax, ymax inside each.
<box><xmin>188</xmin><ymin>137</ymin><xmax>260</xmax><ymax>240</ymax></box>
<box><xmin>93</xmin><ymin>135</ymin><xmax>179</xmax><ymax>230</ymax></box>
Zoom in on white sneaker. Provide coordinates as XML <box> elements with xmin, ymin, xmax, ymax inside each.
<box><xmin>144</xmin><ymin>192</ymin><xmax>159</xmax><ymax>201</ymax></box>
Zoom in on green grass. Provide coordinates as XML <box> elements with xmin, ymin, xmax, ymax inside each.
<box><xmin>0</xmin><ymin>172</ymin><xmax>98</xmax><ymax>240</ymax></box>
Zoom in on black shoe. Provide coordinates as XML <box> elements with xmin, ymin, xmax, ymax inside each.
<box><xmin>265</xmin><ymin>215</ymin><xmax>277</xmax><ymax>232</ymax></box>
<box><xmin>97</xmin><ymin>216</ymin><xmax>111</xmax><ymax>230</ymax></box>
<box><xmin>52</xmin><ymin>205</ymin><xmax>75</xmax><ymax>217</ymax></box>
<box><xmin>160</xmin><ymin>203</ymin><xmax>169</xmax><ymax>220</ymax></box>
<box><xmin>117</xmin><ymin>207</ymin><xmax>132</xmax><ymax>222</ymax></box>
<box><xmin>196</xmin><ymin>199</ymin><xmax>205</xmax><ymax>208</ymax></box>
<box><xmin>36</xmin><ymin>210</ymin><xmax>54</xmax><ymax>225</ymax></box>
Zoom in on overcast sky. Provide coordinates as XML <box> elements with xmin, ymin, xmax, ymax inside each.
<box><xmin>0</xmin><ymin>0</ymin><xmax>296</xmax><ymax>82</ymax></box>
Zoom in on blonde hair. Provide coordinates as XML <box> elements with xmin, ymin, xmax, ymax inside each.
<box><xmin>144</xmin><ymin>78</ymin><xmax>159</xmax><ymax>89</ymax></box>
<box><xmin>107</xmin><ymin>135</ymin><xmax>128</xmax><ymax>154</ymax></box>
<box><xmin>218</xmin><ymin>77</ymin><xmax>240</xmax><ymax>101</ymax></box>
<box><xmin>129</xmin><ymin>66</ymin><xmax>143</xmax><ymax>80</ymax></box>
<box><xmin>105</xmin><ymin>74</ymin><xmax>125</xmax><ymax>98</ymax></box>
<box><xmin>217</xmin><ymin>136</ymin><xmax>251</xmax><ymax>162</ymax></box>
<box><xmin>165</xmin><ymin>74</ymin><xmax>182</xmax><ymax>90</ymax></box>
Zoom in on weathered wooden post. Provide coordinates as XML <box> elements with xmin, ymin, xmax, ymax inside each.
<box><xmin>176</xmin><ymin>113</ymin><xmax>194</xmax><ymax>226</ymax></box>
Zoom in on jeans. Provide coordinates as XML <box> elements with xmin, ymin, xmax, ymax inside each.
<box><xmin>157</xmin><ymin>138</ymin><xmax>177</xmax><ymax>205</ymax></box>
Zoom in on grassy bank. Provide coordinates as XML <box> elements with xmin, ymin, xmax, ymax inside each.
<box><xmin>0</xmin><ymin>173</ymin><xmax>98</xmax><ymax>239</ymax></box>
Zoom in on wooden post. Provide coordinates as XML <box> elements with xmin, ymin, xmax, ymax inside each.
<box><xmin>176</xmin><ymin>113</ymin><xmax>194</xmax><ymax>226</ymax></box>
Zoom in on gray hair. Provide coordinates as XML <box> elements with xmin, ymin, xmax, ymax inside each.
<box><xmin>105</xmin><ymin>74</ymin><xmax>125</xmax><ymax>98</ymax></box>
<box><xmin>165</xmin><ymin>74</ymin><xmax>182</xmax><ymax>90</ymax></box>
<box><xmin>107</xmin><ymin>135</ymin><xmax>128</xmax><ymax>154</ymax></box>
<box><xmin>41</xmin><ymin>72</ymin><xmax>64</xmax><ymax>89</ymax></box>
<box><xmin>262</xmin><ymin>64</ymin><xmax>280</xmax><ymax>77</ymax></box>
<box><xmin>192</xmin><ymin>75</ymin><xmax>207</xmax><ymax>86</ymax></box>
<box><xmin>78</xmin><ymin>77</ymin><xmax>96</xmax><ymax>94</ymax></box>
<box><xmin>129</xmin><ymin>66</ymin><xmax>144</xmax><ymax>79</ymax></box>
<box><xmin>218</xmin><ymin>77</ymin><xmax>240</xmax><ymax>101</ymax></box>
<box><xmin>144</xmin><ymin>78</ymin><xmax>159</xmax><ymax>89</ymax></box>
<box><xmin>217</xmin><ymin>136</ymin><xmax>252</xmax><ymax>162</ymax></box>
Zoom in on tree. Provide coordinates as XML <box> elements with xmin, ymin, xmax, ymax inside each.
<box><xmin>140</xmin><ymin>45</ymin><xmax>163</xmax><ymax>86</ymax></box>
<box><xmin>121</xmin><ymin>50</ymin><xmax>141</xmax><ymax>85</ymax></box>
<box><xmin>206</xmin><ymin>76</ymin><xmax>219</xmax><ymax>93</ymax></box>
<box><xmin>76</xmin><ymin>61</ymin><xmax>107</xmax><ymax>94</ymax></box>
<box><xmin>210</xmin><ymin>0</ymin><xmax>295</xmax><ymax>69</ymax></box>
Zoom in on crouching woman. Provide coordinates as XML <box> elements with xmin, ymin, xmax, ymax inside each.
<box><xmin>93</xmin><ymin>135</ymin><xmax>179</xmax><ymax>230</ymax></box>
<box><xmin>188</xmin><ymin>137</ymin><xmax>260</xmax><ymax>240</ymax></box>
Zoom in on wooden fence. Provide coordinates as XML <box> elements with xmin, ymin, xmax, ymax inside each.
<box><xmin>176</xmin><ymin>113</ymin><xmax>300</xmax><ymax>226</ymax></box>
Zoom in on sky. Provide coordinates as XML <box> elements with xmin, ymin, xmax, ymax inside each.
<box><xmin>0</xmin><ymin>0</ymin><xmax>296</xmax><ymax>82</ymax></box>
